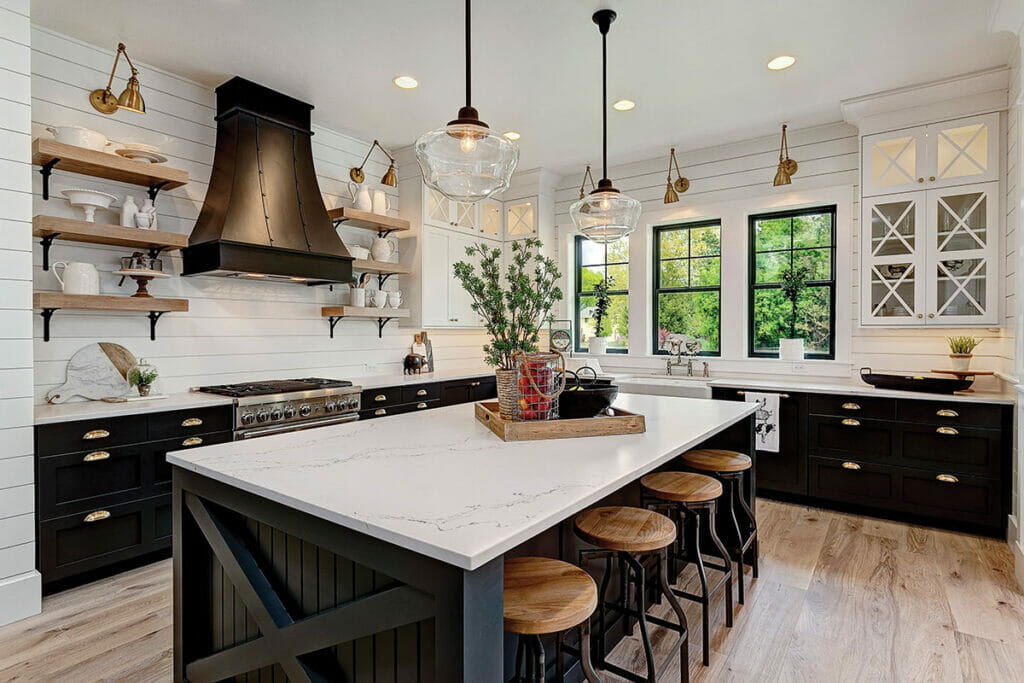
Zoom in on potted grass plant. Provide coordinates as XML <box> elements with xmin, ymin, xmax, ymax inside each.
<box><xmin>947</xmin><ymin>336</ymin><xmax>982</xmax><ymax>372</ymax></box>
<box><xmin>588</xmin><ymin>276</ymin><xmax>613</xmax><ymax>354</ymax></box>
<box><xmin>453</xmin><ymin>238</ymin><xmax>563</xmax><ymax>419</ymax></box>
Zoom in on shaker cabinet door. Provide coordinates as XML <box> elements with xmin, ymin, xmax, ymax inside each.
<box><xmin>861</xmin><ymin>192</ymin><xmax>926</xmax><ymax>324</ymax></box>
<box><xmin>420</xmin><ymin>226</ymin><xmax>450</xmax><ymax>327</ymax></box>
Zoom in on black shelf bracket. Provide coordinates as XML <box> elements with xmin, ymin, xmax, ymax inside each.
<box><xmin>40</xmin><ymin>308</ymin><xmax>57</xmax><ymax>342</ymax></box>
<box><xmin>39</xmin><ymin>159</ymin><xmax>60</xmax><ymax>201</ymax></box>
<box><xmin>40</xmin><ymin>233</ymin><xmax>60</xmax><ymax>271</ymax></box>
<box><xmin>327</xmin><ymin>315</ymin><xmax>395</xmax><ymax>339</ymax></box>
<box><xmin>331</xmin><ymin>218</ymin><xmax>396</xmax><ymax>239</ymax></box>
<box><xmin>147</xmin><ymin>245</ymin><xmax>169</xmax><ymax>260</ymax></box>
<box><xmin>147</xmin><ymin>181</ymin><xmax>170</xmax><ymax>202</ymax></box>
<box><xmin>147</xmin><ymin>311</ymin><xmax>165</xmax><ymax>341</ymax></box>
<box><xmin>377</xmin><ymin>273</ymin><xmax>394</xmax><ymax>288</ymax></box>
<box><xmin>328</xmin><ymin>316</ymin><xmax>342</xmax><ymax>339</ymax></box>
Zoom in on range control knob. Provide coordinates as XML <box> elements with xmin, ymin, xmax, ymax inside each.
<box><xmin>324</xmin><ymin>401</ymin><xmax>337</xmax><ymax>413</ymax></box>
<box><xmin>299</xmin><ymin>404</ymin><xmax>312</xmax><ymax>417</ymax></box>
<box><xmin>256</xmin><ymin>410</ymin><xmax>270</xmax><ymax>423</ymax></box>
<box><xmin>283</xmin><ymin>406</ymin><xmax>296</xmax><ymax>419</ymax></box>
<box><xmin>347</xmin><ymin>398</ymin><xmax>359</xmax><ymax>409</ymax></box>
<box><xmin>270</xmin><ymin>408</ymin><xmax>284</xmax><ymax>421</ymax></box>
<box><xmin>240</xmin><ymin>411</ymin><xmax>255</xmax><ymax>425</ymax></box>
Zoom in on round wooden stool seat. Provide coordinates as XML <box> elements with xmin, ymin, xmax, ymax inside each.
<box><xmin>574</xmin><ymin>506</ymin><xmax>676</xmax><ymax>553</ymax></box>
<box><xmin>504</xmin><ymin>556</ymin><xmax>597</xmax><ymax>635</ymax></box>
<box><xmin>641</xmin><ymin>471</ymin><xmax>723</xmax><ymax>503</ymax></box>
<box><xmin>681</xmin><ymin>448</ymin><xmax>752</xmax><ymax>473</ymax></box>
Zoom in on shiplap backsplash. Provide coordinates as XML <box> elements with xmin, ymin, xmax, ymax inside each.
<box><xmin>29</xmin><ymin>26</ymin><xmax>490</xmax><ymax>401</ymax></box>
<box><xmin>553</xmin><ymin>120</ymin><xmax>1015</xmax><ymax>380</ymax></box>
<box><xmin>0</xmin><ymin>0</ymin><xmax>40</xmax><ymax>627</ymax></box>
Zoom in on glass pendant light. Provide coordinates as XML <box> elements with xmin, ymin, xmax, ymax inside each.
<box><xmin>415</xmin><ymin>0</ymin><xmax>518</xmax><ymax>203</ymax></box>
<box><xmin>569</xmin><ymin>9</ymin><xmax>641</xmax><ymax>244</ymax></box>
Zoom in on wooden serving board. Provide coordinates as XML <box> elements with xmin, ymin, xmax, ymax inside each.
<box><xmin>474</xmin><ymin>401</ymin><xmax>645</xmax><ymax>442</ymax></box>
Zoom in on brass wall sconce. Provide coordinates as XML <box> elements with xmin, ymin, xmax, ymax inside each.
<box><xmin>578</xmin><ymin>164</ymin><xmax>595</xmax><ymax>199</ymax></box>
<box><xmin>663</xmin><ymin>147</ymin><xmax>689</xmax><ymax>203</ymax></box>
<box><xmin>773</xmin><ymin>124</ymin><xmax>798</xmax><ymax>186</ymax></box>
<box><xmin>89</xmin><ymin>43</ymin><xmax>145</xmax><ymax>115</ymax></box>
<box><xmin>351</xmin><ymin>139</ymin><xmax>397</xmax><ymax>187</ymax></box>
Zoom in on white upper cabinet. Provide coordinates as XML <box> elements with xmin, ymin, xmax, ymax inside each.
<box><xmin>861</xmin><ymin>191</ymin><xmax>926</xmax><ymax>324</ymax></box>
<box><xmin>422</xmin><ymin>185</ymin><xmax>481</xmax><ymax>234</ymax></box>
<box><xmin>480</xmin><ymin>198</ymin><xmax>503</xmax><ymax>239</ymax></box>
<box><xmin>505</xmin><ymin>198</ymin><xmax>538</xmax><ymax>239</ymax></box>
<box><xmin>862</xmin><ymin>113</ymin><xmax>999</xmax><ymax>197</ymax></box>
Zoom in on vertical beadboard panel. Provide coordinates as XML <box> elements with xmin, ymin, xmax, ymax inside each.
<box><xmin>0</xmin><ymin>0</ymin><xmax>40</xmax><ymax>627</ymax></box>
<box><xmin>29</xmin><ymin>26</ymin><xmax>489</xmax><ymax>400</ymax></box>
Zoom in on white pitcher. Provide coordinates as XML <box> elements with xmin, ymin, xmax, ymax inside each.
<box><xmin>347</xmin><ymin>182</ymin><xmax>373</xmax><ymax>212</ymax></box>
<box><xmin>53</xmin><ymin>261</ymin><xmax>100</xmax><ymax>295</ymax></box>
<box><xmin>370</xmin><ymin>236</ymin><xmax>396</xmax><ymax>262</ymax></box>
<box><xmin>372</xmin><ymin>189</ymin><xmax>389</xmax><ymax>215</ymax></box>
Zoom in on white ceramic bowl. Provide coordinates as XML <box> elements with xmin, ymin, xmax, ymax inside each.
<box><xmin>46</xmin><ymin>125</ymin><xmax>111</xmax><ymax>152</ymax></box>
<box><xmin>61</xmin><ymin>188</ymin><xmax>118</xmax><ymax>222</ymax></box>
<box><xmin>347</xmin><ymin>245</ymin><xmax>370</xmax><ymax>260</ymax></box>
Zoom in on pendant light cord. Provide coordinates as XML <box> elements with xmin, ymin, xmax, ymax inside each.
<box><xmin>465</xmin><ymin>0</ymin><xmax>472</xmax><ymax>107</ymax></box>
<box><xmin>601</xmin><ymin>27</ymin><xmax>608</xmax><ymax>181</ymax></box>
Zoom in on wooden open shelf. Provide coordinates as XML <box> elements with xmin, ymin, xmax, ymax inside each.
<box><xmin>321</xmin><ymin>305</ymin><xmax>409</xmax><ymax>339</ymax></box>
<box><xmin>327</xmin><ymin>207</ymin><xmax>411</xmax><ymax>235</ymax></box>
<box><xmin>33</xmin><ymin>293</ymin><xmax>189</xmax><ymax>342</ymax></box>
<box><xmin>33</xmin><ymin>138</ymin><xmax>189</xmax><ymax>197</ymax></box>
<box><xmin>351</xmin><ymin>259</ymin><xmax>410</xmax><ymax>276</ymax></box>
<box><xmin>34</xmin><ymin>214</ymin><xmax>187</xmax><ymax>251</ymax></box>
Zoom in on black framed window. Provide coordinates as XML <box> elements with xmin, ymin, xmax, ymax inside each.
<box><xmin>653</xmin><ymin>220</ymin><xmax>721</xmax><ymax>355</ymax></box>
<box><xmin>574</xmin><ymin>236</ymin><xmax>629</xmax><ymax>353</ymax></box>
<box><xmin>748</xmin><ymin>206</ymin><xmax>836</xmax><ymax>358</ymax></box>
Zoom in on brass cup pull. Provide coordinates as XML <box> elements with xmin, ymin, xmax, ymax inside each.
<box><xmin>841</xmin><ymin>402</ymin><xmax>861</xmax><ymax>411</ymax></box>
<box><xmin>374</xmin><ymin>394</ymin><xmax>387</xmax><ymax>402</ymax></box>
<box><xmin>416</xmin><ymin>402</ymin><xmax>427</xmax><ymax>409</ymax></box>
<box><xmin>181</xmin><ymin>417</ymin><xmax>203</xmax><ymax>427</ymax></box>
<box><xmin>83</xmin><ymin>429</ymin><xmax>110</xmax><ymax>440</ymax></box>
<box><xmin>936</xmin><ymin>474</ymin><xmax>959</xmax><ymax>484</ymax></box>
<box><xmin>83</xmin><ymin>451</ymin><xmax>110</xmax><ymax>462</ymax></box>
<box><xmin>416</xmin><ymin>389</ymin><xmax>428</xmax><ymax>396</ymax></box>
<box><xmin>841</xmin><ymin>461</ymin><xmax>861</xmax><ymax>470</ymax></box>
<box><xmin>936</xmin><ymin>409</ymin><xmax>959</xmax><ymax>418</ymax></box>
<box><xmin>470</xmin><ymin>381</ymin><xmax>481</xmax><ymax>387</ymax></box>
<box><xmin>936</xmin><ymin>426</ymin><xmax>959</xmax><ymax>436</ymax></box>
<box><xmin>84</xmin><ymin>510</ymin><xmax>111</xmax><ymax>523</ymax></box>
<box><xmin>374</xmin><ymin>408</ymin><xmax>387</xmax><ymax>416</ymax></box>
<box><xmin>182</xmin><ymin>437</ymin><xmax>203</xmax><ymax>446</ymax></box>
<box><xmin>841</xmin><ymin>418</ymin><xmax>860</xmax><ymax>427</ymax></box>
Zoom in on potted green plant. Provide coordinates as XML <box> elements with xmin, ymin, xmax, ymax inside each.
<box><xmin>129</xmin><ymin>358</ymin><xmax>159</xmax><ymax>397</ymax></box>
<box><xmin>588</xmin><ymin>276</ymin><xmax>613</xmax><ymax>354</ymax></box>
<box><xmin>453</xmin><ymin>238</ymin><xmax>563</xmax><ymax>419</ymax></box>
<box><xmin>777</xmin><ymin>263</ymin><xmax>810</xmax><ymax>360</ymax></box>
<box><xmin>947</xmin><ymin>336</ymin><xmax>982</xmax><ymax>372</ymax></box>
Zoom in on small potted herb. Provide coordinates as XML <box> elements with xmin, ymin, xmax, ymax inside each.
<box><xmin>777</xmin><ymin>264</ymin><xmax>810</xmax><ymax>360</ymax></box>
<box><xmin>588</xmin><ymin>276</ymin><xmax>613</xmax><ymax>354</ymax></box>
<box><xmin>947</xmin><ymin>336</ymin><xmax>982</xmax><ymax>372</ymax></box>
<box><xmin>129</xmin><ymin>359</ymin><xmax>159</xmax><ymax>397</ymax></box>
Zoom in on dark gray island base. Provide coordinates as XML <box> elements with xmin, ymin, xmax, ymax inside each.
<box><xmin>171</xmin><ymin>396</ymin><xmax>755</xmax><ymax>682</ymax></box>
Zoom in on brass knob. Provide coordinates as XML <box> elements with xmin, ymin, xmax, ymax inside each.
<box><xmin>918</xmin><ymin>177</ymin><xmax>924</xmax><ymax>183</ymax></box>
<box><xmin>936</xmin><ymin>474</ymin><xmax>959</xmax><ymax>483</ymax></box>
<box><xmin>181</xmin><ymin>417</ymin><xmax>203</xmax><ymax>427</ymax></box>
<box><xmin>83</xmin><ymin>451</ymin><xmax>110</xmax><ymax>462</ymax></box>
<box><xmin>83</xmin><ymin>429</ymin><xmax>110</xmax><ymax>440</ymax></box>
<box><xmin>374</xmin><ymin>408</ymin><xmax>386</xmax><ymax>416</ymax></box>
<box><xmin>936</xmin><ymin>426</ymin><xmax>958</xmax><ymax>436</ymax></box>
<box><xmin>416</xmin><ymin>389</ymin><xmax>428</xmax><ymax>396</ymax></box>
<box><xmin>936</xmin><ymin>409</ymin><xmax>959</xmax><ymax>418</ymax></box>
<box><xmin>841</xmin><ymin>418</ymin><xmax>860</xmax><ymax>427</ymax></box>
<box><xmin>182</xmin><ymin>437</ymin><xmax>203</xmax><ymax>446</ymax></box>
<box><xmin>929</xmin><ymin>176</ymin><xmax>935</xmax><ymax>181</ymax></box>
<box><xmin>928</xmin><ymin>313</ymin><xmax>934</xmax><ymax>318</ymax></box>
<box><xmin>841</xmin><ymin>402</ymin><xmax>861</xmax><ymax>410</ymax></box>
<box><xmin>917</xmin><ymin>313</ymin><xmax>923</xmax><ymax>318</ymax></box>
<box><xmin>841</xmin><ymin>461</ymin><xmax>861</xmax><ymax>470</ymax></box>
<box><xmin>84</xmin><ymin>510</ymin><xmax>111</xmax><ymax>523</ymax></box>
<box><xmin>375</xmin><ymin>394</ymin><xmax>387</xmax><ymax>402</ymax></box>
<box><xmin>416</xmin><ymin>402</ymin><xmax>427</xmax><ymax>409</ymax></box>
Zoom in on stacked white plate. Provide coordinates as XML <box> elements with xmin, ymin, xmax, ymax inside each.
<box><xmin>115</xmin><ymin>142</ymin><xmax>168</xmax><ymax>164</ymax></box>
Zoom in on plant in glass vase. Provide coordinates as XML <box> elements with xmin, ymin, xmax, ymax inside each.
<box><xmin>453</xmin><ymin>238</ymin><xmax>563</xmax><ymax>418</ymax></box>
<box><xmin>588</xmin><ymin>275</ymin><xmax>614</xmax><ymax>354</ymax></box>
<box><xmin>777</xmin><ymin>263</ymin><xmax>809</xmax><ymax>360</ymax></box>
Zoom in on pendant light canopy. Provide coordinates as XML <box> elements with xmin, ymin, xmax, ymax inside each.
<box><xmin>569</xmin><ymin>9</ymin><xmax>641</xmax><ymax>244</ymax></box>
<box><xmin>415</xmin><ymin>0</ymin><xmax>518</xmax><ymax>203</ymax></box>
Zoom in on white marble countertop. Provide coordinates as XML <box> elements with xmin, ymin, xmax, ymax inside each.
<box><xmin>35</xmin><ymin>392</ymin><xmax>236</xmax><ymax>425</ymax></box>
<box><xmin>350</xmin><ymin>366</ymin><xmax>493</xmax><ymax>390</ymax></box>
<box><xmin>707</xmin><ymin>376</ymin><xmax>1016</xmax><ymax>405</ymax></box>
<box><xmin>167</xmin><ymin>393</ymin><xmax>756</xmax><ymax>571</ymax></box>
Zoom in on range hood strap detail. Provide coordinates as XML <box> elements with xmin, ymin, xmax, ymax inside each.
<box><xmin>292</xmin><ymin>129</ymin><xmax>313</xmax><ymax>251</ymax></box>
<box><xmin>254</xmin><ymin>117</ymin><xmax>274</xmax><ymax>245</ymax></box>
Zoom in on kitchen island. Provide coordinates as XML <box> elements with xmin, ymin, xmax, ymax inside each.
<box><xmin>168</xmin><ymin>393</ymin><xmax>756</xmax><ymax>682</ymax></box>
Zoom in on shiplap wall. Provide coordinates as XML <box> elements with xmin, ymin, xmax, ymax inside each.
<box><xmin>29</xmin><ymin>27</ymin><xmax>489</xmax><ymax>401</ymax></box>
<box><xmin>553</xmin><ymin>120</ymin><xmax>1015</xmax><ymax>381</ymax></box>
<box><xmin>0</xmin><ymin>0</ymin><xmax>40</xmax><ymax>627</ymax></box>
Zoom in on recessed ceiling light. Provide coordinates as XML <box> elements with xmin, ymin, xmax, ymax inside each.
<box><xmin>393</xmin><ymin>75</ymin><xmax>418</xmax><ymax>89</ymax></box>
<box><xmin>502</xmin><ymin>130</ymin><xmax>521</xmax><ymax>141</ymax></box>
<box><xmin>767</xmin><ymin>55</ymin><xmax>796</xmax><ymax>71</ymax></box>
<box><xmin>613</xmin><ymin>99</ymin><xmax>635</xmax><ymax>111</ymax></box>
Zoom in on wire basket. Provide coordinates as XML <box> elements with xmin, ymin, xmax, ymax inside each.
<box><xmin>512</xmin><ymin>351</ymin><xmax>566</xmax><ymax>421</ymax></box>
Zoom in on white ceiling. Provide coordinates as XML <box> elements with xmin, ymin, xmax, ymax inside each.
<box><xmin>31</xmin><ymin>0</ymin><xmax>1015</xmax><ymax>174</ymax></box>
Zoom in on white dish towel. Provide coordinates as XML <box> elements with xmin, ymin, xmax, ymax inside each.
<box><xmin>746</xmin><ymin>391</ymin><xmax>780</xmax><ymax>453</ymax></box>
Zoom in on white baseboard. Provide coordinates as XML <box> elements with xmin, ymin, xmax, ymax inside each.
<box><xmin>1009</xmin><ymin>514</ymin><xmax>1020</xmax><ymax>546</ymax></box>
<box><xmin>0</xmin><ymin>570</ymin><xmax>41</xmax><ymax>627</ymax></box>
<box><xmin>1014</xmin><ymin>539</ymin><xmax>1024</xmax><ymax>592</ymax></box>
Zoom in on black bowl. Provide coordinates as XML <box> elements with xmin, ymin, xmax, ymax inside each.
<box><xmin>559</xmin><ymin>385</ymin><xmax>619</xmax><ymax>419</ymax></box>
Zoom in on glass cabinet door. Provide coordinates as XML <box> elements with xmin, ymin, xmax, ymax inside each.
<box><xmin>452</xmin><ymin>200</ymin><xmax>479</xmax><ymax>231</ymax></box>
<box><xmin>424</xmin><ymin>186</ymin><xmax>453</xmax><ymax>228</ymax></box>
<box><xmin>506</xmin><ymin>200</ymin><xmax>537</xmax><ymax>238</ymax></box>
<box><xmin>862</xmin><ymin>194</ymin><xmax>925</xmax><ymax>323</ymax></box>
<box><xmin>927</xmin><ymin>113</ymin><xmax>999</xmax><ymax>189</ymax></box>
<box><xmin>480</xmin><ymin>199</ymin><xmax>502</xmax><ymax>238</ymax></box>
<box><xmin>926</xmin><ymin>182</ymin><xmax>999</xmax><ymax>325</ymax></box>
<box><xmin>862</xmin><ymin>126</ymin><xmax>927</xmax><ymax>197</ymax></box>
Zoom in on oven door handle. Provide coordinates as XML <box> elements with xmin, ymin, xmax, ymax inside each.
<box><xmin>238</xmin><ymin>413</ymin><xmax>359</xmax><ymax>439</ymax></box>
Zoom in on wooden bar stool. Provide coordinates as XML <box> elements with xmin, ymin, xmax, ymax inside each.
<box><xmin>574</xmin><ymin>506</ymin><xmax>689</xmax><ymax>682</ymax></box>
<box><xmin>680</xmin><ymin>449</ymin><xmax>759</xmax><ymax>605</ymax></box>
<box><xmin>504</xmin><ymin>556</ymin><xmax>602</xmax><ymax>682</ymax></box>
<box><xmin>640</xmin><ymin>472</ymin><xmax>733</xmax><ymax>666</ymax></box>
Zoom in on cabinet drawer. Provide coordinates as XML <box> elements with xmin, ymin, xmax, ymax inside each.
<box><xmin>402</xmin><ymin>383</ymin><xmax>440</xmax><ymax>404</ymax></box>
<box><xmin>808</xmin><ymin>394</ymin><xmax>895</xmax><ymax>420</ymax></box>
<box><xmin>809</xmin><ymin>456</ymin><xmax>896</xmax><ymax>509</ymax></box>
<box><xmin>148</xmin><ymin>405</ymin><xmax>233</xmax><ymax>440</ymax></box>
<box><xmin>36</xmin><ymin>415</ymin><xmax>148</xmax><ymax>457</ymax></box>
<box><xmin>362</xmin><ymin>387</ymin><xmax>402</xmax><ymax>408</ymax></box>
<box><xmin>153</xmin><ymin>432</ymin><xmax>233</xmax><ymax>489</ymax></box>
<box><xmin>359</xmin><ymin>400</ymin><xmax>438</xmax><ymax>421</ymax></box>
<box><xmin>37</xmin><ymin>445</ymin><xmax>148</xmax><ymax>521</ymax></box>
<box><xmin>896</xmin><ymin>400</ymin><xmax>1003</xmax><ymax>428</ymax></box>
<box><xmin>898</xmin><ymin>424</ymin><xmax>1001</xmax><ymax>477</ymax></box>
<box><xmin>899</xmin><ymin>469</ymin><xmax>1001</xmax><ymax>527</ymax></box>
<box><xmin>808</xmin><ymin>415</ymin><xmax>894</xmax><ymax>463</ymax></box>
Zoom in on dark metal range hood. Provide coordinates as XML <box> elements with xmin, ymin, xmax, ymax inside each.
<box><xmin>182</xmin><ymin>77</ymin><xmax>352</xmax><ymax>284</ymax></box>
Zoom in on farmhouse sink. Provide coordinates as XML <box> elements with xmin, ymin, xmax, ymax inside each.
<box><xmin>613</xmin><ymin>374</ymin><xmax>712</xmax><ymax>399</ymax></box>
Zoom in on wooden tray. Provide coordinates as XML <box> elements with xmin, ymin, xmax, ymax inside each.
<box><xmin>474</xmin><ymin>401</ymin><xmax>645</xmax><ymax>442</ymax></box>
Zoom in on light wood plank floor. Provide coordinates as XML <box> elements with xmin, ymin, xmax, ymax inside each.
<box><xmin>1</xmin><ymin>499</ymin><xmax>1022</xmax><ymax>682</ymax></box>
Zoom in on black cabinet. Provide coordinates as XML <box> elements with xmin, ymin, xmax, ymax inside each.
<box><xmin>357</xmin><ymin>375</ymin><xmax>493</xmax><ymax>420</ymax></box>
<box><xmin>440</xmin><ymin>376</ymin><xmax>497</xmax><ymax>406</ymax></box>
<box><xmin>35</xmin><ymin>404</ymin><xmax>233</xmax><ymax>591</ymax></box>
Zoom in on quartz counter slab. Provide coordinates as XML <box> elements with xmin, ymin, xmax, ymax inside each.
<box><xmin>34</xmin><ymin>391</ymin><xmax>235</xmax><ymax>425</ymax></box>
<box><xmin>168</xmin><ymin>393</ymin><xmax>755</xmax><ymax>570</ymax></box>
<box><xmin>350</xmin><ymin>365</ymin><xmax>493</xmax><ymax>389</ymax></box>
<box><xmin>707</xmin><ymin>377</ymin><xmax>1015</xmax><ymax>405</ymax></box>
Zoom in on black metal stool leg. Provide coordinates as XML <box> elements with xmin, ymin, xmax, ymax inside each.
<box><xmin>726</xmin><ymin>478</ymin><xmax>746</xmax><ymax>605</ymax></box>
<box><xmin>683</xmin><ymin>507</ymin><xmax>710</xmax><ymax>666</ymax></box>
<box><xmin>623</xmin><ymin>552</ymin><xmax>656</xmax><ymax>681</ymax></box>
<box><xmin>707</xmin><ymin>502</ymin><xmax>733</xmax><ymax>628</ymax></box>
<box><xmin>530</xmin><ymin>634</ymin><xmax>545</xmax><ymax>683</ymax></box>
<box><xmin>514</xmin><ymin>636</ymin><xmax>526</xmax><ymax>682</ymax></box>
<box><xmin>734</xmin><ymin>480</ymin><xmax>759</xmax><ymax>578</ymax></box>
<box><xmin>579</xmin><ymin>619</ymin><xmax>603</xmax><ymax>683</ymax></box>
<box><xmin>657</xmin><ymin>547</ymin><xmax>689</xmax><ymax>683</ymax></box>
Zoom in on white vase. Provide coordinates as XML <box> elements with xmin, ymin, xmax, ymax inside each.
<box><xmin>950</xmin><ymin>354</ymin><xmax>972</xmax><ymax>372</ymax></box>
<box><xmin>589</xmin><ymin>337</ymin><xmax>608</xmax><ymax>354</ymax></box>
<box><xmin>779</xmin><ymin>338</ymin><xmax>805</xmax><ymax>361</ymax></box>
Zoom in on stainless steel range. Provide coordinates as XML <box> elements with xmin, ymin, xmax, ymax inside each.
<box><xmin>195</xmin><ymin>378</ymin><xmax>361</xmax><ymax>439</ymax></box>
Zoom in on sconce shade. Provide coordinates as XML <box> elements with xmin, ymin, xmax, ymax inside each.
<box><xmin>117</xmin><ymin>74</ymin><xmax>145</xmax><ymax>113</ymax></box>
<box><xmin>773</xmin><ymin>162</ymin><xmax>792</xmax><ymax>186</ymax></box>
<box><xmin>664</xmin><ymin>182</ymin><xmax>679</xmax><ymax>204</ymax></box>
<box><xmin>381</xmin><ymin>161</ymin><xmax>398</xmax><ymax>187</ymax></box>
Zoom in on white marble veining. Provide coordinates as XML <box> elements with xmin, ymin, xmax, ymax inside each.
<box><xmin>168</xmin><ymin>394</ymin><xmax>756</xmax><ymax>570</ymax></box>
<box><xmin>707</xmin><ymin>377</ymin><xmax>1016</xmax><ymax>405</ymax></box>
<box><xmin>34</xmin><ymin>392</ymin><xmax>235</xmax><ymax>424</ymax></box>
